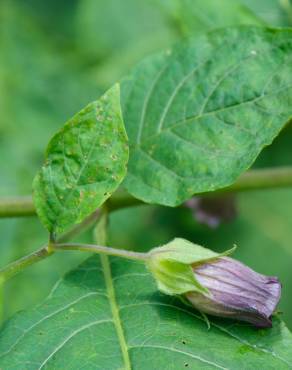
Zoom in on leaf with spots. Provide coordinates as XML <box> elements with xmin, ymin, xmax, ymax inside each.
<box><xmin>0</xmin><ymin>256</ymin><xmax>292</xmax><ymax>369</ymax></box>
<box><xmin>121</xmin><ymin>26</ymin><xmax>292</xmax><ymax>206</ymax></box>
<box><xmin>33</xmin><ymin>84</ymin><xmax>129</xmax><ymax>235</ymax></box>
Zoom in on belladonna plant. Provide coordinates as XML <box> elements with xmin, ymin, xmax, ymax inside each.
<box><xmin>36</xmin><ymin>236</ymin><xmax>283</xmax><ymax>329</ymax></box>
<box><xmin>1</xmin><ymin>236</ymin><xmax>281</xmax><ymax>329</ymax></box>
<box><xmin>147</xmin><ymin>238</ymin><xmax>281</xmax><ymax>328</ymax></box>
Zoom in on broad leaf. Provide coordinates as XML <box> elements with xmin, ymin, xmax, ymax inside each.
<box><xmin>171</xmin><ymin>0</ymin><xmax>263</xmax><ymax>36</ymax></box>
<box><xmin>33</xmin><ymin>84</ymin><xmax>128</xmax><ymax>234</ymax></box>
<box><xmin>121</xmin><ymin>27</ymin><xmax>292</xmax><ymax>206</ymax></box>
<box><xmin>0</xmin><ymin>256</ymin><xmax>292</xmax><ymax>369</ymax></box>
<box><xmin>241</xmin><ymin>0</ymin><xmax>292</xmax><ymax>26</ymax></box>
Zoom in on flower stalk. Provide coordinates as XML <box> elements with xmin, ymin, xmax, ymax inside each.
<box><xmin>0</xmin><ymin>234</ymin><xmax>282</xmax><ymax>329</ymax></box>
<box><xmin>54</xmin><ymin>243</ymin><xmax>149</xmax><ymax>261</ymax></box>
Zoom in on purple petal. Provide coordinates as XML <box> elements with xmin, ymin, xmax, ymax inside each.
<box><xmin>186</xmin><ymin>257</ymin><xmax>281</xmax><ymax>328</ymax></box>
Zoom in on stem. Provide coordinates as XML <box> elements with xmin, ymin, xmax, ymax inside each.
<box><xmin>209</xmin><ymin>167</ymin><xmax>292</xmax><ymax>195</ymax></box>
<box><xmin>0</xmin><ymin>242</ymin><xmax>148</xmax><ymax>283</ymax></box>
<box><xmin>54</xmin><ymin>243</ymin><xmax>149</xmax><ymax>261</ymax></box>
<box><xmin>0</xmin><ymin>246</ymin><xmax>52</xmax><ymax>281</ymax></box>
<box><xmin>58</xmin><ymin>209</ymin><xmax>101</xmax><ymax>243</ymax></box>
<box><xmin>1</xmin><ymin>167</ymin><xmax>292</xmax><ymax>218</ymax></box>
<box><xmin>0</xmin><ymin>196</ymin><xmax>35</xmax><ymax>217</ymax></box>
<box><xmin>1</xmin><ymin>166</ymin><xmax>292</xmax><ymax>280</ymax></box>
<box><xmin>0</xmin><ymin>209</ymin><xmax>103</xmax><ymax>282</ymax></box>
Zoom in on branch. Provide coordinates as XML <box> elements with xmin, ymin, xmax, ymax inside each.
<box><xmin>1</xmin><ymin>167</ymin><xmax>292</xmax><ymax>218</ymax></box>
<box><xmin>0</xmin><ymin>246</ymin><xmax>53</xmax><ymax>281</ymax></box>
<box><xmin>0</xmin><ymin>209</ymin><xmax>102</xmax><ymax>281</ymax></box>
<box><xmin>0</xmin><ymin>241</ymin><xmax>148</xmax><ymax>282</ymax></box>
<box><xmin>0</xmin><ymin>196</ymin><xmax>35</xmax><ymax>217</ymax></box>
<box><xmin>57</xmin><ymin>209</ymin><xmax>101</xmax><ymax>243</ymax></box>
<box><xmin>211</xmin><ymin>167</ymin><xmax>292</xmax><ymax>195</ymax></box>
<box><xmin>1</xmin><ymin>166</ymin><xmax>292</xmax><ymax>281</ymax></box>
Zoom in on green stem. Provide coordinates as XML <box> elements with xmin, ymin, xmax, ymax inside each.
<box><xmin>209</xmin><ymin>167</ymin><xmax>292</xmax><ymax>195</ymax></box>
<box><xmin>0</xmin><ymin>242</ymin><xmax>148</xmax><ymax>283</ymax></box>
<box><xmin>0</xmin><ymin>246</ymin><xmax>53</xmax><ymax>282</ymax></box>
<box><xmin>0</xmin><ymin>209</ymin><xmax>103</xmax><ymax>282</ymax></box>
<box><xmin>54</xmin><ymin>243</ymin><xmax>149</xmax><ymax>261</ymax></box>
<box><xmin>1</xmin><ymin>166</ymin><xmax>292</xmax><ymax>281</ymax></box>
<box><xmin>0</xmin><ymin>196</ymin><xmax>35</xmax><ymax>217</ymax></box>
<box><xmin>58</xmin><ymin>209</ymin><xmax>101</xmax><ymax>243</ymax></box>
<box><xmin>2</xmin><ymin>167</ymin><xmax>292</xmax><ymax>218</ymax></box>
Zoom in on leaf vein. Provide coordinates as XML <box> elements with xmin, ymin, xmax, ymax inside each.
<box><xmin>0</xmin><ymin>292</ymin><xmax>107</xmax><ymax>358</ymax></box>
<box><xmin>129</xmin><ymin>344</ymin><xmax>228</xmax><ymax>369</ymax></box>
<box><xmin>38</xmin><ymin>319</ymin><xmax>113</xmax><ymax>369</ymax></box>
<box><xmin>121</xmin><ymin>301</ymin><xmax>291</xmax><ymax>366</ymax></box>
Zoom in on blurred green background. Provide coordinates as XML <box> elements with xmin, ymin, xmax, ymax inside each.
<box><xmin>1</xmin><ymin>0</ymin><xmax>292</xmax><ymax>328</ymax></box>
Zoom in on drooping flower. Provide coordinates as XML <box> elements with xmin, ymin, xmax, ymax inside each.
<box><xmin>186</xmin><ymin>257</ymin><xmax>281</xmax><ymax>328</ymax></box>
<box><xmin>147</xmin><ymin>238</ymin><xmax>281</xmax><ymax>328</ymax></box>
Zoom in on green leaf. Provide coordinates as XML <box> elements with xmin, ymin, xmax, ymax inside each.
<box><xmin>33</xmin><ymin>84</ymin><xmax>129</xmax><ymax>235</ymax></box>
<box><xmin>121</xmin><ymin>26</ymin><xmax>292</xmax><ymax>206</ymax></box>
<box><xmin>170</xmin><ymin>0</ymin><xmax>263</xmax><ymax>36</ymax></box>
<box><xmin>241</xmin><ymin>0</ymin><xmax>292</xmax><ymax>26</ymax></box>
<box><xmin>1</xmin><ymin>256</ymin><xmax>292</xmax><ymax>369</ymax></box>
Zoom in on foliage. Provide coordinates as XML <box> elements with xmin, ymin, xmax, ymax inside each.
<box><xmin>121</xmin><ymin>27</ymin><xmax>292</xmax><ymax>205</ymax></box>
<box><xmin>1</xmin><ymin>257</ymin><xmax>292</xmax><ymax>369</ymax></box>
<box><xmin>0</xmin><ymin>0</ymin><xmax>292</xmax><ymax>368</ymax></box>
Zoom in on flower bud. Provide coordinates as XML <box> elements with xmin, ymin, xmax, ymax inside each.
<box><xmin>186</xmin><ymin>257</ymin><xmax>281</xmax><ymax>328</ymax></box>
<box><xmin>148</xmin><ymin>238</ymin><xmax>281</xmax><ymax>328</ymax></box>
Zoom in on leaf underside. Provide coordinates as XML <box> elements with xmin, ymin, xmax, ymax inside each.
<box><xmin>33</xmin><ymin>84</ymin><xmax>129</xmax><ymax>234</ymax></box>
<box><xmin>0</xmin><ymin>256</ymin><xmax>292</xmax><ymax>369</ymax></box>
<box><xmin>121</xmin><ymin>26</ymin><xmax>292</xmax><ymax>206</ymax></box>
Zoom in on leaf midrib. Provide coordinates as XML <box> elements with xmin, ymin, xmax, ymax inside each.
<box><xmin>120</xmin><ymin>300</ymin><xmax>291</xmax><ymax>367</ymax></box>
<box><xmin>101</xmin><ymin>255</ymin><xmax>132</xmax><ymax>370</ymax></box>
<box><xmin>131</xmin><ymin>83</ymin><xmax>292</xmax><ymax>152</ymax></box>
<box><xmin>51</xmin><ymin>110</ymin><xmax>101</xmax><ymax>231</ymax></box>
<box><xmin>131</xmin><ymin>37</ymin><xmax>292</xmax><ymax>151</ymax></box>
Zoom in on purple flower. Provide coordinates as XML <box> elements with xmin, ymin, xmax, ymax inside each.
<box><xmin>186</xmin><ymin>257</ymin><xmax>281</xmax><ymax>328</ymax></box>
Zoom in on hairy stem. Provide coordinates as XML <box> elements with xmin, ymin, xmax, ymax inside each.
<box><xmin>1</xmin><ymin>167</ymin><xmax>292</xmax><ymax>218</ymax></box>
<box><xmin>54</xmin><ymin>243</ymin><xmax>149</xmax><ymax>261</ymax></box>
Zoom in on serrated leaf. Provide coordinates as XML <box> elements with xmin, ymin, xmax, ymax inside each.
<box><xmin>121</xmin><ymin>27</ymin><xmax>292</xmax><ymax>206</ymax></box>
<box><xmin>0</xmin><ymin>256</ymin><xmax>292</xmax><ymax>369</ymax></box>
<box><xmin>33</xmin><ymin>84</ymin><xmax>128</xmax><ymax>234</ymax></box>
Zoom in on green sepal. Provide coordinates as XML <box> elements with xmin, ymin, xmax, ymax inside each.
<box><xmin>147</xmin><ymin>238</ymin><xmax>235</xmax><ymax>296</ymax></box>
